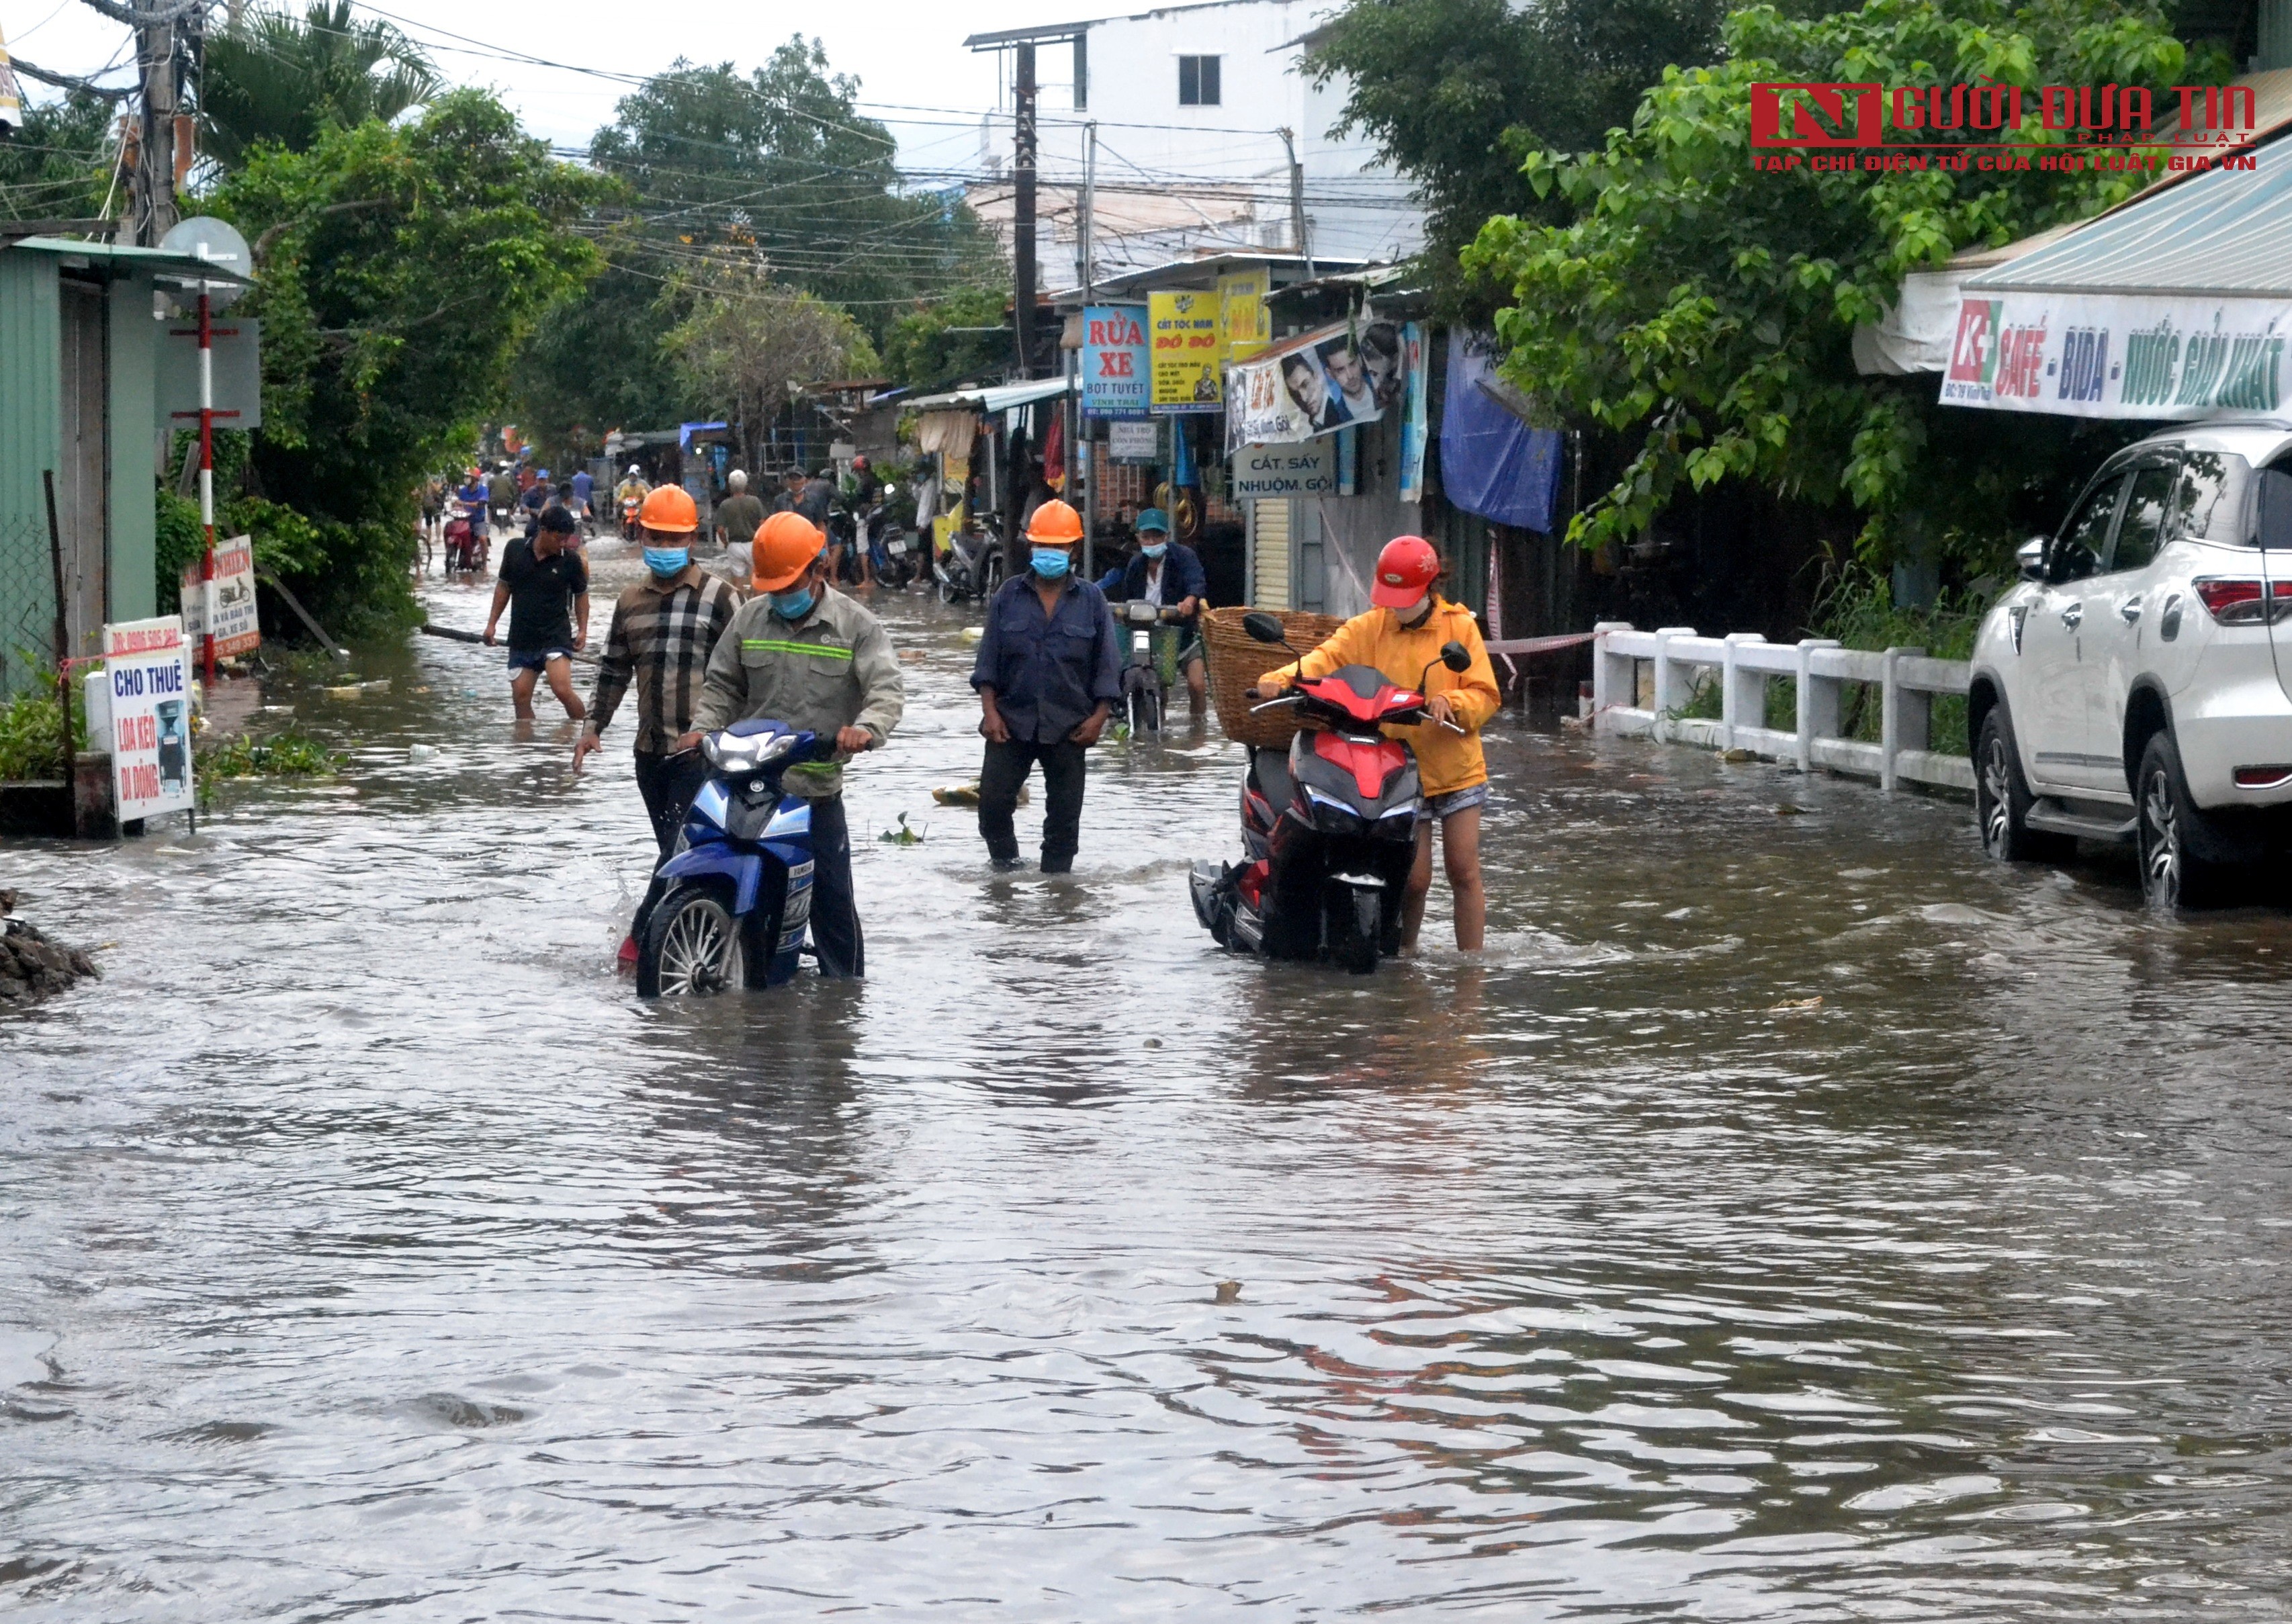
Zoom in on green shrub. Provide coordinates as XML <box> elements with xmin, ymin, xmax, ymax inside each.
<box><xmin>0</xmin><ymin>670</ymin><xmax>87</xmax><ymax>781</ymax></box>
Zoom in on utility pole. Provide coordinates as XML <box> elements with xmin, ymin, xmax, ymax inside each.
<box><xmin>1278</xmin><ymin>126</ymin><xmax>1313</xmax><ymax>278</ymax></box>
<box><xmin>131</xmin><ymin>0</ymin><xmax>183</xmax><ymax>246</ymax></box>
<box><xmin>1076</xmin><ymin>121</ymin><xmax>1096</xmax><ymax>303</ymax></box>
<box><xmin>1077</xmin><ymin>121</ymin><xmax>1096</xmax><ymax>578</ymax></box>
<box><xmin>1012</xmin><ymin>40</ymin><xmax>1037</xmax><ymax>380</ymax></box>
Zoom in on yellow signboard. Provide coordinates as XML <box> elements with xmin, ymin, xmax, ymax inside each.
<box><xmin>1218</xmin><ymin>269</ymin><xmax>1270</xmax><ymax>363</ymax></box>
<box><xmin>1149</xmin><ymin>291</ymin><xmax>1223</xmax><ymax>414</ymax></box>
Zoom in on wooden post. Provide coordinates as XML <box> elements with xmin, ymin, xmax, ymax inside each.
<box><xmin>42</xmin><ymin>469</ymin><xmax>75</xmax><ymax>799</ymax></box>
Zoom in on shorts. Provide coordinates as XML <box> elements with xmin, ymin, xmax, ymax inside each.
<box><xmin>1176</xmin><ymin>635</ymin><xmax>1206</xmax><ymax>670</ymax></box>
<box><xmin>506</xmin><ymin>647</ymin><xmax>573</xmax><ymax>672</ymax></box>
<box><xmin>1424</xmin><ymin>783</ymin><xmax>1489</xmax><ymax>820</ymax></box>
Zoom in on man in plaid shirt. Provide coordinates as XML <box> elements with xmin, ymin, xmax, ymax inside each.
<box><xmin>572</xmin><ymin>487</ymin><xmax>741</xmax><ymax>960</ymax></box>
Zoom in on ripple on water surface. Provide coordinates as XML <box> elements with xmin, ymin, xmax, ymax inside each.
<box><xmin>6</xmin><ymin>550</ymin><xmax>2292</xmax><ymax>1617</ymax></box>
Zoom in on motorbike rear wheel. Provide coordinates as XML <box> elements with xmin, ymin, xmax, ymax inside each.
<box><xmin>637</xmin><ymin>883</ymin><xmax>746</xmax><ymax>997</ymax></box>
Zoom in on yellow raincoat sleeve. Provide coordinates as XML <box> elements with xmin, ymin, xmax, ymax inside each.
<box><xmin>1440</xmin><ymin>613</ymin><xmax>1502</xmax><ymax>732</ymax></box>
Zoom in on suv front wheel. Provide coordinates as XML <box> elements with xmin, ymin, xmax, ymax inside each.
<box><xmin>2135</xmin><ymin>731</ymin><xmax>2232</xmax><ymax>911</ymax></box>
<box><xmin>1974</xmin><ymin>708</ymin><xmax>2069</xmax><ymax>862</ymax></box>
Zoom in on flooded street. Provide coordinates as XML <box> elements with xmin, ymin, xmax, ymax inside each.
<box><xmin>9</xmin><ymin>536</ymin><xmax>2292</xmax><ymax>1618</ymax></box>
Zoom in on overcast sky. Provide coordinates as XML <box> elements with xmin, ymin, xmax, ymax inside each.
<box><xmin>8</xmin><ymin>0</ymin><xmax>1118</xmax><ymax>172</ymax></box>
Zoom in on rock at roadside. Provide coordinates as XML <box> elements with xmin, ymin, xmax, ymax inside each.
<box><xmin>0</xmin><ymin>917</ymin><xmax>101</xmax><ymax>1007</ymax></box>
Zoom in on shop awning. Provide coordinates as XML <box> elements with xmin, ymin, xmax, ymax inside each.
<box><xmin>902</xmin><ymin>376</ymin><xmax>1071</xmax><ymax>415</ymax></box>
<box><xmin>1936</xmin><ymin>136</ymin><xmax>2292</xmax><ymax>419</ymax></box>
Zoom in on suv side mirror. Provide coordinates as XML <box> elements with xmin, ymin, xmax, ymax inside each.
<box><xmin>2016</xmin><ymin>537</ymin><xmax>2048</xmax><ymax>582</ymax></box>
<box><xmin>1440</xmin><ymin>639</ymin><xmax>1472</xmax><ymax>672</ymax></box>
<box><xmin>1241</xmin><ymin>611</ymin><xmax>1287</xmax><ymax>644</ymax></box>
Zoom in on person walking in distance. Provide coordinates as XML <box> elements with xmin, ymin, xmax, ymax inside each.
<box><xmin>684</xmin><ymin>512</ymin><xmax>903</xmax><ymax>979</ymax></box>
<box><xmin>484</xmin><ymin>504</ymin><xmax>590</xmax><ymax>721</ymax></box>
<box><xmin>573</xmin><ymin>485</ymin><xmax>741</xmax><ymax>964</ymax></box>
<box><xmin>1257</xmin><ymin>535</ymin><xmax>1500</xmax><ymax>951</ymax></box>
<box><xmin>712</xmin><ymin>469</ymin><xmax>767</xmax><ymax>586</ymax></box>
<box><xmin>970</xmin><ymin>499</ymin><xmax>1120</xmax><ymax>874</ymax></box>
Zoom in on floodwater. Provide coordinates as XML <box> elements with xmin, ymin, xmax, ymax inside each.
<box><xmin>7</xmin><ymin>537</ymin><xmax>2292</xmax><ymax>1619</ymax></box>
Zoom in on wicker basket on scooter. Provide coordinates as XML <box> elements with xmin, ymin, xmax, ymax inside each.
<box><xmin>1202</xmin><ymin>606</ymin><xmax>1348</xmax><ymax>749</ymax></box>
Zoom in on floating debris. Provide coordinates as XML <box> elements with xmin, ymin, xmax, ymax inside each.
<box><xmin>879</xmin><ymin>812</ymin><xmax>925</xmax><ymax>845</ymax></box>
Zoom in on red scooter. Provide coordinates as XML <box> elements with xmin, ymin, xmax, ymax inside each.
<box><xmin>1190</xmin><ymin>612</ymin><xmax>1470</xmax><ymax>973</ymax></box>
<box><xmin>443</xmin><ymin>501</ymin><xmax>490</xmax><ymax>575</ymax></box>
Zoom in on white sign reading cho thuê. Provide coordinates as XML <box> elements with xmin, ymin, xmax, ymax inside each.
<box><xmin>103</xmin><ymin>615</ymin><xmax>196</xmax><ymax>821</ymax></box>
<box><xmin>1231</xmin><ymin>439</ymin><xmax>1338</xmax><ymax>498</ymax></box>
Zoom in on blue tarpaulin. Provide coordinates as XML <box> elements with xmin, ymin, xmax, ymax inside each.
<box><xmin>1439</xmin><ymin>331</ymin><xmax>1560</xmax><ymax>533</ymax></box>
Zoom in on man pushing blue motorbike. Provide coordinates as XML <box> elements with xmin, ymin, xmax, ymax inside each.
<box><xmin>638</xmin><ymin>510</ymin><xmax>904</xmax><ymax>996</ymax></box>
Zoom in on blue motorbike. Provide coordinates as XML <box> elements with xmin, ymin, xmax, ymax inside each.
<box><xmin>636</xmin><ymin>719</ymin><xmax>825</xmax><ymax>998</ymax></box>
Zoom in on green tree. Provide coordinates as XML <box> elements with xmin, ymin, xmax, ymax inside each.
<box><xmin>1466</xmin><ymin>0</ymin><xmax>2209</xmax><ymax>570</ymax></box>
<box><xmin>662</xmin><ymin>260</ymin><xmax>875</xmax><ymax>468</ymax></box>
<box><xmin>1305</xmin><ymin>0</ymin><xmax>1732</xmax><ymax>285</ymax></box>
<box><xmin>213</xmin><ymin>89</ymin><xmax>607</xmax><ymax>631</ymax></box>
<box><xmin>881</xmin><ymin>283</ymin><xmax>1010</xmax><ymax>391</ymax></box>
<box><xmin>199</xmin><ymin>0</ymin><xmax>442</xmax><ymax>167</ymax></box>
<box><xmin>512</xmin><ymin>40</ymin><xmax>1001</xmax><ymax>459</ymax></box>
<box><xmin>0</xmin><ymin>89</ymin><xmax>118</xmax><ymax>222</ymax></box>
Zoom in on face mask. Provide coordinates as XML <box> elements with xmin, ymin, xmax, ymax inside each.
<box><xmin>1141</xmin><ymin>542</ymin><xmax>1167</xmax><ymax>559</ymax></box>
<box><xmin>1031</xmin><ymin>547</ymin><xmax>1072</xmax><ymax>580</ymax></box>
<box><xmin>770</xmin><ymin>586</ymin><xmax>816</xmax><ymax>621</ymax></box>
<box><xmin>643</xmin><ymin>547</ymin><xmax>689</xmax><ymax>576</ymax></box>
<box><xmin>1395</xmin><ymin>595</ymin><xmax>1434</xmax><ymax>627</ymax></box>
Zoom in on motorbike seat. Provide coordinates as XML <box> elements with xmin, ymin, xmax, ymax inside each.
<box><xmin>1249</xmin><ymin>746</ymin><xmax>1296</xmax><ymax>813</ymax></box>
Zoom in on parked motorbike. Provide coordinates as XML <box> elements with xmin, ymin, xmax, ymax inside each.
<box><xmin>935</xmin><ymin>528</ymin><xmax>1003</xmax><ymax>604</ymax></box>
<box><xmin>1189</xmin><ymin>612</ymin><xmax>1471</xmax><ymax>974</ymax></box>
<box><xmin>636</xmin><ymin>719</ymin><xmax>830</xmax><ymax>998</ymax></box>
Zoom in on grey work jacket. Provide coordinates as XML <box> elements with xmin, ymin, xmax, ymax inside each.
<box><xmin>693</xmin><ymin>586</ymin><xmax>904</xmax><ymax>797</ymax></box>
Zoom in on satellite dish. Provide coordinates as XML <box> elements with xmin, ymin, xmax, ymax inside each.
<box><xmin>159</xmin><ymin>216</ymin><xmax>254</xmax><ymax>282</ymax></box>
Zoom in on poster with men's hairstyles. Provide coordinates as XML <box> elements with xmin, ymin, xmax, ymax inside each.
<box><xmin>1225</xmin><ymin>318</ymin><xmax>1411</xmax><ymax>453</ymax></box>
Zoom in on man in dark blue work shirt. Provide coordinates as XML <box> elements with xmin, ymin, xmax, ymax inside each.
<box><xmin>969</xmin><ymin>499</ymin><xmax>1120</xmax><ymax>874</ymax></box>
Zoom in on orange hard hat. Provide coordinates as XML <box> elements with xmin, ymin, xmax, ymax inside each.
<box><xmin>1371</xmin><ymin>535</ymin><xmax>1440</xmax><ymax>608</ymax></box>
<box><xmin>639</xmin><ymin>484</ymin><xmax>699</xmax><ymax>533</ymax></box>
<box><xmin>1026</xmin><ymin>498</ymin><xmax>1083</xmax><ymax>544</ymax></box>
<box><xmin>752</xmin><ymin>510</ymin><xmax>826</xmax><ymax>591</ymax></box>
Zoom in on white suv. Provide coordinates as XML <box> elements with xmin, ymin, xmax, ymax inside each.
<box><xmin>1970</xmin><ymin>418</ymin><xmax>2292</xmax><ymax>909</ymax></box>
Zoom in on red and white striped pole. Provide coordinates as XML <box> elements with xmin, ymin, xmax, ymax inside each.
<box><xmin>197</xmin><ymin>285</ymin><xmax>216</xmax><ymax>687</ymax></box>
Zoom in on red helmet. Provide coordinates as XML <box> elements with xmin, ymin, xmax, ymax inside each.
<box><xmin>1370</xmin><ymin>535</ymin><xmax>1440</xmax><ymax>609</ymax></box>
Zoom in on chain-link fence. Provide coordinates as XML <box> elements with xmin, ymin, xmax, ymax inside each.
<box><xmin>0</xmin><ymin>510</ymin><xmax>65</xmax><ymax>703</ymax></box>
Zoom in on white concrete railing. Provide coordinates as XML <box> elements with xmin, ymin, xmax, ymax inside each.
<box><xmin>1590</xmin><ymin>623</ymin><xmax>1973</xmax><ymax>794</ymax></box>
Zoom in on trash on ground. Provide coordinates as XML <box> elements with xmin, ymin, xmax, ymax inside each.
<box><xmin>960</xmin><ymin>626</ymin><xmax>984</xmax><ymax>643</ymax></box>
<box><xmin>324</xmin><ymin>686</ymin><xmax>361</xmax><ymax>699</ymax></box>
<box><xmin>1721</xmin><ymin>748</ymin><xmax>1755</xmax><ymax>762</ymax></box>
<box><xmin>879</xmin><ymin>812</ymin><xmax>925</xmax><ymax>845</ymax></box>
<box><xmin>898</xmin><ymin>649</ymin><xmax>926</xmax><ymax>664</ymax></box>
<box><xmin>1214</xmin><ymin>1281</ymin><xmax>1242</xmax><ymax>1304</ymax></box>
<box><xmin>409</xmin><ymin>744</ymin><xmax>439</xmax><ymax>762</ymax></box>
<box><xmin>1767</xmin><ymin>995</ymin><xmax>1823</xmax><ymax>1012</ymax></box>
<box><xmin>1775</xmin><ymin>804</ymin><xmax>1806</xmax><ymax>816</ymax></box>
<box><xmin>933</xmin><ymin>781</ymin><xmax>1026</xmax><ymax>807</ymax></box>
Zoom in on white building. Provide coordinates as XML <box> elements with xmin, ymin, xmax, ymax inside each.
<box><xmin>963</xmin><ymin>0</ymin><xmax>1423</xmax><ymax>283</ymax></box>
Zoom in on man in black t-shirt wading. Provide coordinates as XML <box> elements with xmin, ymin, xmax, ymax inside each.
<box><xmin>484</xmin><ymin>505</ymin><xmax>591</xmax><ymax>721</ymax></box>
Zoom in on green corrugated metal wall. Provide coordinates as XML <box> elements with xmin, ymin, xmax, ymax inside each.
<box><xmin>106</xmin><ymin>267</ymin><xmax>157</xmax><ymax>625</ymax></box>
<box><xmin>0</xmin><ymin>252</ymin><xmax>162</xmax><ymax>697</ymax></box>
<box><xmin>0</xmin><ymin>249</ymin><xmax>62</xmax><ymax>696</ymax></box>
